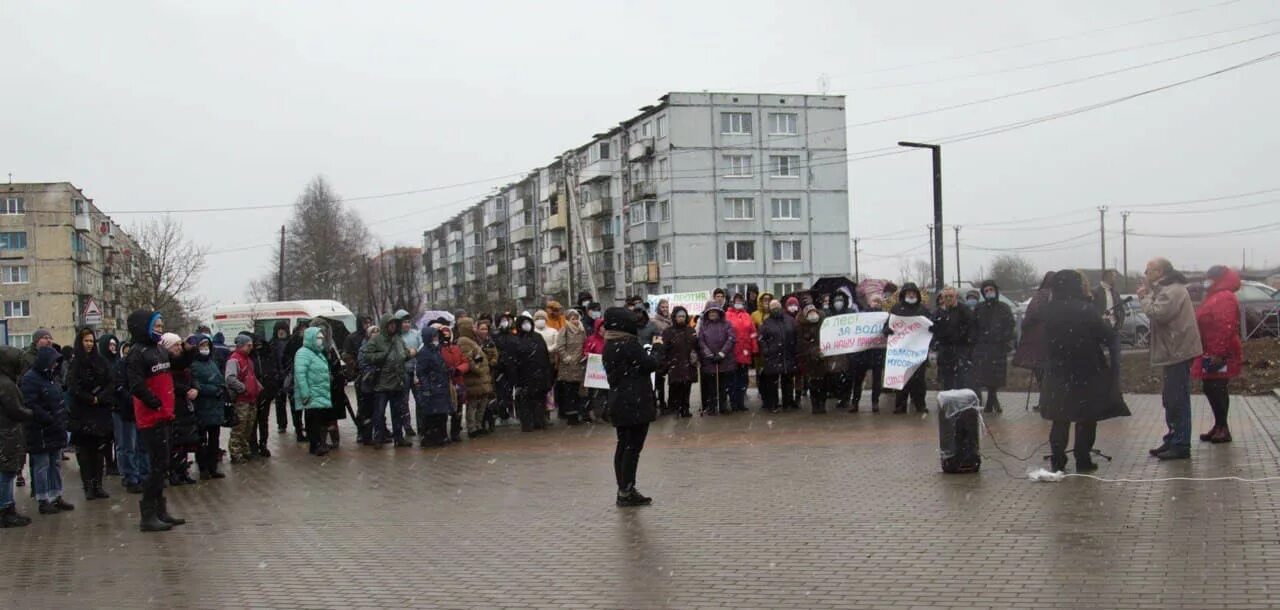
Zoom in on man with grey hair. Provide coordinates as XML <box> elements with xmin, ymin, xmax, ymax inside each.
<box><xmin>1138</xmin><ymin>257</ymin><xmax>1202</xmax><ymax>460</ymax></box>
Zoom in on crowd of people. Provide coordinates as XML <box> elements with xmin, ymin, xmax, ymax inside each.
<box><xmin>0</xmin><ymin>256</ymin><xmax>1247</xmax><ymax>526</ymax></box>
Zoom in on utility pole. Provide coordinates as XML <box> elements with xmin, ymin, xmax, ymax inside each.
<box><xmin>851</xmin><ymin>238</ymin><xmax>859</xmax><ymax>282</ymax></box>
<box><xmin>276</xmin><ymin>225</ymin><xmax>285</xmax><ymax>301</ymax></box>
<box><xmin>898</xmin><ymin>142</ymin><xmax>944</xmax><ymax>291</ymax></box>
<box><xmin>1097</xmin><ymin>206</ymin><xmax>1108</xmax><ymax>273</ymax></box>
<box><xmin>953</xmin><ymin>225</ymin><xmax>961</xmax><ymax>287</ymax></box>
<box><xmin>1120</xmin><ymin>211</ymin><xmax>1130</xmax><ymax>291</ymax></box>
<box><xmin>927</xmin><ymin>224</ymin><xmax>935</xmax><ymax>291</ymax></box>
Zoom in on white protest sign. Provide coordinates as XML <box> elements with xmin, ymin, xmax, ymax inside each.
<box><xmin>819</xmin><ymin>312</ymin><xmax>889</xmax><ymax>356</ymax></box>
<box><xmin>584</xmin><ymin>353</ymin><xmax>609</xmax><ymax>389</ymax></box>
<box><xmin>646</xmin><ymin>290</ymin><xmax>710</xmax><ymax>317</ymax></box>
<box><xmin>883</xmin><ymin>314</ymin><xmax>933</xmax><ymax>390</ymax></box>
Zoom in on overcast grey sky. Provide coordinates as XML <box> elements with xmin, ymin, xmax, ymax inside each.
<box><xmin>3</xmin><ymin>0</ymin><xmax>1277</xmax><ymax>308</ymax></box>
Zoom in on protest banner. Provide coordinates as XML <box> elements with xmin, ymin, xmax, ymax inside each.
<box><xmin>883</xmin><ymin>314</ymin><xmax>933</xmax><ymax>390</ymax></box>
<box><xmin>584</xmin><ymin>353</ymin><xmax>609</xmax><ymax>389</ymax></box>
<box><xmin>646</xmin><ymin>290</ymin><xmax>710</xmax><ymax>317</ymax></box>
<box><xmin>819</xmin><ymin>312</ymin><xmax>889</xmax><ymax>356</ymax></box>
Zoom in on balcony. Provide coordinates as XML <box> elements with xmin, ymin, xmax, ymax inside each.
<box><xmin>541</xmin><ymin>245</ymin><xmax>564</xmax><ymax>263</ymax></box>
<box><xmin>508</xmin><ymin>225</ymin><xmax>533</xmax><ymax>243</ymax></box>
<box><xmin>631</xmin><ymin>181</ymin><xmax>656</xmax><ymax>200</ymax></box>
<box><xmin>101</xmin><ymin>232</ymin><xmax>114</xmax><ymax>250</ymax></box>
<box><xmin>465</xmin><ymin>245</ymin><xmax>483</xmax><ymax>259</ymax></box>
<box><xmin>578</xmin><ymin>158</ymin><xmax>619</xmax><ymax>183</ymax></box>
<box><xmin>509</xmin><ymin>197</ymin><xmax>525</xmax><ymax>215</ymax></box>
<box><xmin>593</xmin><ymin>270</ymin><xmax>613</xmax><ymax>290</ymax></box>
<box><xmin>74</xmin><ymin>250</ymin><xmax>92</xmax><ymax>265</ymax></box>
<box><xmin>486</xmin><ymin>236</ymin><xmax>505</xmax><ymax>252</ymax></box>
<box><xmin>581</xmin><ymin>196</ymin><xmax>612</xmax><ymax>218</ymax></box>
<box><xmin>511</xmin><ymin>255</ymin><xmax>529</xmax><ymax>272</ymax></box>
<box><xmin>487</xmin><ymin>290</ymin><xmax>503</xmax><ymax>303</ymax></box>
<box><xmin>628</xmin><ymin>221</ymin><xmax>660</xmax><ymax>243</ymax></box>
<box><xmin>448</xmin><ymin>230</ymin><xmax>462</xmax><ymax>242</ymax></box>
<box><xmin>630</xmin><ymin>262</ymin><xmax>660</xmax><ymax>283</ymax></box>
<box><xmin>627</xmin><ymin>138</ymin><xmax>654</xmax><ymax>162</ymax></box>
<box><xmin>514</xmin><ymin>285</ymin><xmax>531</xmax><ymax>299</ymax></box>
<box><xmin>448</xmin><ymin>251</ymin><xmax>463</xmax><ymax>264</ymax></box>
<box><xmin>465</xmin><ymin>266</ymin><xmax>477</xmax><ymax>282</ymax></box>
<box><xmin>544</xmin><ymin>211</ymin><xmax>566</xmax><ymax>231</ymax></box>
<box><xmin>486</xmin><ymin>262</ymin><xmax>503</xmax><ymax>278</ymax></box>
<box><xmin>74</xmin><ymin>214</ymin><xmax>92</xmax><ymax>233</ymax></box>
<box><xmin>585</xmin><ymin>235</ymin><xmax>614</xmax><ymax>253</ymax></box>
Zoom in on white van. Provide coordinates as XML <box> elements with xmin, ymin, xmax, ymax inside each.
<box><xmin>207</xmin><ymin>300</ymin><xmax>357</xmax><ymax>340</ymax></box>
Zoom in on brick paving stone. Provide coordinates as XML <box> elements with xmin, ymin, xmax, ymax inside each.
<box><xmin>0</xmin><ymin>391</ymin><xmax>1278</xmax><ymax>608</ymax></box>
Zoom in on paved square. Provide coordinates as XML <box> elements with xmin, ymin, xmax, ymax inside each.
<box><xmin>3</xmin><ymin>391</ymin><xmax>1279</xmax><ymax>609</ymax></box>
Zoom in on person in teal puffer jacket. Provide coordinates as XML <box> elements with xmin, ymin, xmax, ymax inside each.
<box><xmin>294</xmin><ymin>327</ymin><xmax>333</xmax><ymax>456</ymax></box>
<box><xmin>189</xmin><ymin>336</ymin><xmax>227</xmax><ymax>480</ymax></box>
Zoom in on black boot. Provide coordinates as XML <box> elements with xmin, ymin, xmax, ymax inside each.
<box><xmin>92</xmin><ymin>479</ymin><xmax>110</xmax><ymax>500</ymax></box>
<box><xmin>1049</xmin><ymin>454</ymin><xmax>1068</xmax><ymax>473</ymax></box>
<box><xmin>616</xmin><ymin>487</ymin><xmax>653</xmax><ymax>507</ymax></box>
<box><xmin>1075</xmin><ymin>455</ymin><xmax>1099</xmax><ymax>473</ymax></box>
<box><xmin>139</xmin><ymin>499</ymin><xmax>172</xmax><ymax>532</ymax></box>
<box><xmin>52</xmin><ymin>496</ymin><xmax>74</xmax><ymax>511</ymax></box>
<box><xmin>0</xmin><ymin>505</ymin><xmax>30</xmax><ymax>528</ymax></box>
<box><xmin>157</xmin><ymin>497</ymin><xmax>185</xmax><ymax>526</ymax></box>
<box><xmin>38</xmin><ymin>500</ymin><xmax>60</xmax><ymax>515</ymax></box>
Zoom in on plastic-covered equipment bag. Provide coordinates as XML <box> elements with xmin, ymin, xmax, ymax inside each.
<box><xmin>938</xmin><ymin>389</ymin><xmax>981</xmax><ymax>474</ymax></box>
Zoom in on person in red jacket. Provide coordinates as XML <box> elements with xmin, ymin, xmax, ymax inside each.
<box><xmin>725</xmin><ymin>293</ymin><xmax>758</xmax><ymax>412</ymax></box>
<box><xmin>438</xmin><ymin>325</ymin><xmax>469</xmax><ymax>442</ymax></box>
<box><xmin>582</xmin><ymin>318</ymin><xmax>606</xmax><ymax>421</ymax></box>
<box><xmin>125</xmin><ymin>309</ymin><xmax>184</xmax><ymax>532</ymax></box>
<box><xmin>1192</xmin><ymin>265</ymin><xmax>1244</xmax><ymax>443</ymax></box>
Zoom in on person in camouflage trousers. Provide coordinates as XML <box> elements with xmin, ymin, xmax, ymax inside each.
<box><xmin>224</xmin><ymin>335</ymin><xmax>261</xmax><ymax>464</ymax></box>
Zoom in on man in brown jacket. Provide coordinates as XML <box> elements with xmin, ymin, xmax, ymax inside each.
<box><xmin>1139</xmin><ymin>257</ymin><xmax>1202</xmax><ymax>460</ymax></box>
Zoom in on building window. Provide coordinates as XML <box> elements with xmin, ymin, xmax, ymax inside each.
<box><xmin>628</xmin><ymin>204</ymin><xmax>648</xmax><ymax>226</ymax></box>
<box><xmin>73</xmin><ymin>198</ymin><xmax>87</xmax><ymax>215</ymax></box>
<box><xmin>725</xmin><ymin>197</ymin><xmax>754</xmax><ymax>220</ymax></box>
<box><xmin>724</xmin><ymin>155</ymin><xmax>753</xmax><ymax>178</ymax></box>
<box><xmin>658</xmin><ymin>201</ymin><xmax>670</xmax><ymax>222</ymax></box>
<box><xmin>1</xmin><ymin>266</ymin><xmax>28</xmax><ymax>284</ymax></box>
<box><xmin>772</xmin><ymin>155</ymin><xmax>801</xmax><ymax>177</ymax></box>
<box><xmin>641</xmin><ymin>121</ymin><xmax>652</xmax><ymax>137</ymax></box>
<box><xmin>661</xmin><ymin>243</ymin><xmax>672</xmax><ymax>264</ymax></box>
<box><xmin>662</xmin><ymin>284</ymin><xmax>673</xmax><ymax>293</ymax></box>
<box><xmin>8</xmin><ymin>334</ymin><xmax>31</xmax><ymax>349</ymax></box>
<box><xmin>598</xmin><ymin>142</ymin><xmax>611</xmax><ymax>160</ymax></box>
<box><xmin>658</xmin><ymin>158</ymin><xmax>669</xmax><ymax>181</ymax></box>
<box><xmin>4</xmin><ymin>300</ymin><xmax>30</xmax><ymax>318</ymax></box>
<box><xmin>726</xmin><ymin>283</ymin><xmax>756</xmax><ymax>299</ymax></box>
<box><xmin>720</xmin><ymin>112</ymin><xmax>752</xmax><ymax>135</ymax></box>
<box><xmin>1</xmin><ymin>198</ymin><xmax>24</xmax><ymax>215</ymax></box>
<box><xmin>769</xmin><ymin>112</ymin><xmax>798</xmax><ymax>135</ymax></box>
<box><xmin>656</xmin><ymin>116</ymin><xmax>666</xmax><ymax>138</ymax></box>
<box><xmin>0</xmin><ymin>232</ymin><xmax>27</xmax><ymax>250</ymax></box>
<box><xmin>775</xmin><ymin>282</ymin><xmax>804</xmax><ymax>296</ymax></box>
<box><xmin>771</xmin><ymin>198</ymin><xmax>802</xmax><ymax>220</ymax></box>
<box><xmin>773</xmin><ymin>240</ymin><xmax>802</xmax><ymax>262</ymax></box>
<box><xmin>726</xmin><ymin>241</ymin><xmax>755</xmax><ymax>262</ymax></box>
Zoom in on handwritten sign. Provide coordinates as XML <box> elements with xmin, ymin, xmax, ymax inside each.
<box><xmin>584</xmin><ymin>353</ymin><xmax>609</xmax><ymax>389</ymax></box>
<box><xmin>819</xmin><ymin>312</ymin><xmax>889</xmax><ymax>356</ymax></box>
<box><xmin>883</xmin><ymin>314</ymin><xmax>933</xmax><ymax>390</ymax></box>
<box><xmin>646</xmin><ymin>290</ymin><xmax>711</xmax><ymax>317</ymax></box>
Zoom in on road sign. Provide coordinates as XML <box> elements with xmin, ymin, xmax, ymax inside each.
<box><xmin>83</xmin><ymin>297</ymin><xmax>103</xmax><ymax>326</ymax></box>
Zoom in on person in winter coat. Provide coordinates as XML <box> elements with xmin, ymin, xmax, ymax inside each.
<box><xmin>341</xmin><ymin>316</ymin><xmax>371</xmax><ymax>442</ymax></box>
<box><xmin>648</xmin><ymin>299</ymin><xmax>673</xmax><ymax>413</ymax></box>
<box><xmin>490</xmin><ymin>313</ymin><xmax>517</xmax><ymax>424</ymax></box>
<box><xmin>1191</xmin><ymin>265</ymin><xmax>1243</xmax><ymax>444</ymax></box>
<box><xmin>225</xmin><ymin>334</ymin><xmax>262</xmax><ymax>462</ymax></box>
<box><xmin>697</xmin><ymin>301</ymin><xmax>736</xmax><ymax>415</ymax></box>
<box><xmin>125</xmin><ymin>309</ymin><xmax>184</xmax><ymax>532</ymax></box>
<box><xmin>602</xmin><ymin>307</ymin><xmax>660</xmax><ymax>507</ymax></box>
<box><xmin>796</xmin><ymin>305</ymin><xmax>828</xmax><ymax>413</ymax></box>
<box><xmin>210</xmin><ymin>332</ymin><xmax>231</xmax><ymax>374</ymax></box>
<box><xmin>580</xmin><ymin>317</ymin><xmax>607</xmax><ymax>421</ymax></box>
<box><xmin>103</xmin><ymin>335</ymin><xmax>145</xmax><ymax>494</ymax></box>
<box><xmin>931</xmin><ymin>287</ymin><xmax>973</xmax><ymax>392</ymax></box>
<box><xmin>751</xmin><ymin>292</ymin><xmax>775</xmax><ymax>328</ymax></box>
<box><xmin>166</xmin><ymin>334</ymin><xmax>199</xmax><ymax>486</ymax></box>
<box><xmin>1140</xmin><ymin>257</ymin><xmax>1203</xmax><ymax>461</ymax></box>
<box><xmin>660</xmin><ymin>307</ymin><xmax>698</xmax><ymax>418</ymax></box>
<box><xmin>545</xmin><ymin>300</ymin><xmax>567</xmax><ymax>332</ymax></box>
<box><xmin>534</xmin><ymin>310</ymin><xmax>559</xmax><ymax>355</ymax></box>
<box><xmin>414</xmin><ymin>326</ymin><xmax>455</xmax><ymax>447</ymax></box>
<box><xmin>553</xmin><ymin>309</ymin><xmax>588</xmax><ymax>424</ymax></box>
<box><xmin>268</xmin><ymin>321</ymin><xmax>297</xmax><ymax>437</ymax></box>
<box><xmin>725</xmin><ymin>294</ymin><xmax>757</xmax><ymax>412</ymax></box>
<box><xmin>1093</xmin><ymin>269</ymin><xmax>1126</xmax><ymax>331</ymax></box>
<box><xmin>189</xmin><ymin>336</ymin><xmax>227</xmax><ymax>479</ymax></box>
<box><xmin>66</xmin><ymin>328</ymin><xmax>115</xmax><ymax>500</ymax></box>
<box><xmin>456</xmin><ymin>317</ymin><xmax>494</xmax><ymax>437</ymax></box>
<box><xmin>884</xmin><ymin>283</ymin><xmax>930</xmax><ymax>414</ymax></box>
<box><xmin>506</xmin><ymin>315</ymin><xmax>553</xmax><ymax>432</ymax></box>
<box><xmin>22</xmin><ymin>346</ymin><xmax>72</xmax><ymax>515</ymax></box>
<box><xmin>574</xmin><ymin>291</ymin><xmax>595</xmax><ymax>320</ymax></box>
<box><xmin>293</xmin><ymin>327</ymin><xmax>334</xmax><ymax>456</ymax></box>
<box><xmin>363</xmin><ymin>314</ymin><xmax>414</xmax><ymax>447</ymax></box>
<box><xmin>439</xmin><ymin>325</ymin><xmax>468</xmax><ymax>442</ymax></box>
<box><xmin>282</xmin><ymin>322</ymin><xmax>309</xmax><ymax>442</ymax></box>
<box><xmin>1038</xmin><ymin>270</ymin><xmax>1130</xmax><ymax>473</ymax></box>
<box><xmin>1013</xmin><ymin>272</ymin><xmax>1057</xmax><ymax>382</ymax></box>
<box><xmin>971</xmin><ymin>280</ymin><xmax>1016</xmax><ymax>413</ymax></box>
<box><xmin>0</xmin><ymin>347</ymin><xmax>33</xmax><ymax>527</ymax></box>
<box><xmin>757</xmin><ymin>300</ymin><xmax>798</xmax><ymax>413</ymax></box>
<box><xmin>250</xmin><ymin>333</ymin><xmax>280</xmax><ymax>458</ymax></box>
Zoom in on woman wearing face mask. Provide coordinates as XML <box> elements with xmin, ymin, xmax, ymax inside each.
<box><xmin>167</xmin><ymin>334</ymin><xmax>199</xmax><ymax>486</ymax></box>
<box><xmin>781</xmin><ymin>296</ymin><xmax>806</xmax><ymax>408</ymax></box>
<box><xmin>490</xmin><ymin>313</ymin><xmax>517</xmax><ymax>425</ymax></box>
<box><xmin>190</xmin><ymin>335</ymin><xmax>227</xmax><ymax>478</ymax></box>
<box><xmin>972</xmin><ymin>280</ymin><xmax>1016</xmax><ymax>413</ymax></box>
<box><xmin>66</xmin><ymin>328</ymin><xmax>115</xmax><ymax>500</ymax></box>
<box><xmin>293</xmin><ymin>327</ymin><xmax>333</xmax><ymax>456</ymax></box>
<box><xmin>796</xmin><ymin>305</ymin><xmax>828</xmax><ymax>413</ymax></box>
<box><xmin>660</xmin><ymin>307</ymin><xmax>698</xmax><ymax>418</ymax></box>
<box><xmin>931</xmin><ymin>287</ymin><xmax>974</xmax><ymax>392</ymax></box>
<box><xmin>439</xmin><ymin>325</ymin><xmax>470</xmax><ymax>442</ymax></box>
<box><xmin>885</xmin><ymin>284</ymin><xmax>931</xmax><ymax>414</ymax></box>
<box><xmin>506</xmin><ymin>315</ymin><xmax>554</xmax><ymax>432</ymax></box>
<box><xmin>414</xmin><ymin>327</ymin><xmax>455</xmax><ymax>447</ymax></box>
<box><xmin>697</xmin><ymin>301</ymin><xmax>736</xmax><ymax>415</ymax></box>
<box><xmin>757</xmin><ymin>301</ymin><xmax>798</xmax><ymax>413</ymax></box>
<box><xmin>964</xmin><ymin>291</ymin><xmax>981</xmax><ymax>310</ymax></box>
<box><xmin>725</xmin><ymin>294</ymin><xmax>757</xmax><ymax>412</ymax></box>
<box><xmin>826</xmin><ymin>291</ymin><xmax>857</xmax><ymax>409</ymax></box>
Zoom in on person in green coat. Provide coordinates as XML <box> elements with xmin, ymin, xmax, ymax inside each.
<box><xmin>361</xmin><ymin>314</ymin><xmax>413</xmax><ymax>447</ymax></box>
<box><xmin>189</xmin><ymin>336</ymin><xmax>227</xmax><ymax>480</ymax></box>
<box><xmin>294</xmin><ymin>327</ymin><xmax>333</xmax><ymax>456</ymax></box>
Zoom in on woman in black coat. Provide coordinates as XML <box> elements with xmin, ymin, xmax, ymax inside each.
<box><xmin>886</xmin><ymin>283</ymin><xmax>931</xmax><ymax>414</ymax></box>
<box><xmin>756</xmin><ymin>301</ymin><xmax>798</xmax><ymax>413</ymax></box>
<box><xmin>22</xmin><ymin>346</ymin><xmax>73</xmax><ymax>514</ymax></box>
<box><xmin>506</xmin><ymin>315</ymin><xmax>553</xmax><ymax>432</ymax></box>
<box><xmin>660</xmin><ymin>306</ymin><xmax>698</xmax><ymax>418</ymax></box>
<box><xmin>971</xmin><ymin>280</ymin><xmax>1016</xmax><ymax>412</ymax></box>
<box><xmin>603</xmin><ymin>307</ymin><xmax>660</xmax><ymax>507</ymax></box>
<box><xmin>1039</xmin><ymin>270</ymin><xmax>1130</xmax><ymax>473</ymax></box>
<box><xmin>931</xmin><ymin>287</ymin><xmax>973</xmax><ymax>391</ymax></box>
<box><xmin>0</xmin><ymin>346</ymin><xmax>33</xmax><ymax>527</ymax></box>
<box><xmin>67</xmin><ymin>328</ymin><xmax>115</xmax><ymax>500</ymax></box>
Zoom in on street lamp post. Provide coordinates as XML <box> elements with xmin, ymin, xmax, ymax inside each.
<box><xmin>898</xmin><ymin>141</ymin><xmax>944</xmax><ymax>292</ymax></box>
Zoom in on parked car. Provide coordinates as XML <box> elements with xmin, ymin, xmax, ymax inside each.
<box><xmin>1117</xmin><ymin>297</ymin><xmax>1150</xmax><ymax>347</ymax></box>
<box><xmin>1187</xmin><ymin>280</ymin><xmax>1279</xmax><ymax>338</ymax></box>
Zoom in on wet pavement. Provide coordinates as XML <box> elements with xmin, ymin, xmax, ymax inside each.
<box><xmin>3</xmin><ymin>391</ymin><xmax>1280</xmax><ymax>609</ymax></box>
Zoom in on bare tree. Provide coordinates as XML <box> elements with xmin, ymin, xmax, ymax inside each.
<box><xmin>989</xmin><ymin>253</ymin><xmax>1039</xmax><ymax>290</ymax></box>
<box><xmin>372</xmin><ymin>246</ymin><xmax>424</xmax><ymax>316</ymax></box>
<box><xmin>127</xmin><ymin>215</ymin><xmax>208</xmax><ymax>333</ymax></box>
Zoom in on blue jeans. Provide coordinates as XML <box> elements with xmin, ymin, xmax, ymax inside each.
<box><xmin>0</xmin><ymin>471</ymin><xmax>15</xmax><ymax>508</ymax></box>
<box><xmin>372</xmin><ymin>390</ymin><xmax>408</xmax><ymax>443</ymax></box>
<box><xmin>113</xmin><ymin>413</ymin><xmax>148</xmax><ymax>486</ymax></box>
<box><xmin>29</xmin><ymin>451</ymin><xmax>63</xmax><ymax>502</ymax></box>
<box><xmin>1161</xmin><ymin>359</ymin><xmax>1193</xmax><ymax>451</ymax></box>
